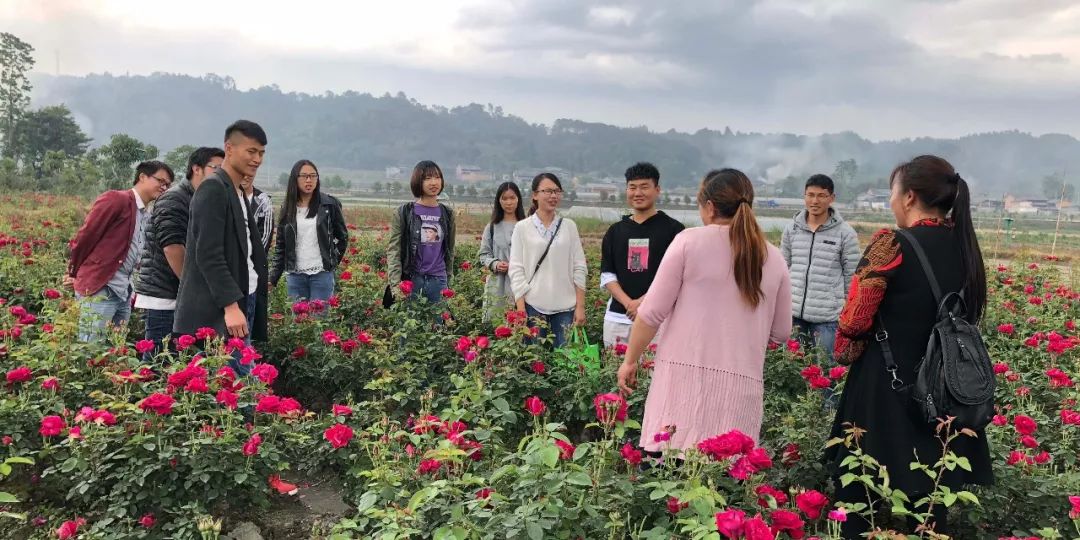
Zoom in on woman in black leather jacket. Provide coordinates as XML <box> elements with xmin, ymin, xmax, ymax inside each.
<box><xmin>270</xmin><ymin>159</ymin><xmax>349</xmax><ymax>302</ymax></box>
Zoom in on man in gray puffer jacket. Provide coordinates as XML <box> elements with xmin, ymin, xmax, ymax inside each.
<box><xmin>781</xmin><ymin>174</ymin><xmax>861</xmax><ymax>361</ymax></box>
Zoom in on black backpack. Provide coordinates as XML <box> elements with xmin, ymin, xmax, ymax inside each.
<box><xmin>877</xmin><ymin>228</ymin><xmax>995</xmax><ymax>431</ymax></box>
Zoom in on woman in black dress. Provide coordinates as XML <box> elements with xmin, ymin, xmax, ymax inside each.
<box><xmin>826</xmin><ymin>155</ymin><xmax>992</xmax><ymax>536</ymax></box>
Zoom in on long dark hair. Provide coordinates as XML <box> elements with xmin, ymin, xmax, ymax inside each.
<box><xmin>528</xmin><ymin>173</ymin><xmax>562</xmax><ymax>216</ymax></box>
<box><xmin>281</xmin><ymin>159</ymin><xmax>321</xmax><ymax>224</ymax></box>
<box><xmin>890</xmin><ymin>155</ymin><xmax>986</xmax><ymax>322</ymax></box>
<box><xmin>491</xmin><ymin>182</ymin><xmax>525</xmax><ymax>224</ymax></box>
<box><xmin>698</xmin><ymin>168</ymin><xmax>767</xmax><ymax>308</ymax></box>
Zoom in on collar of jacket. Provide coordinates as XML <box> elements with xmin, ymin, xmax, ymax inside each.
<box><xmin>792</xmin><ymin>207</ymin><xmax>843</xmax><ymax>232</ymax></box>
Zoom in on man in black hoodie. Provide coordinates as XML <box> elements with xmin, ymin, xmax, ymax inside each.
<box><xmin>599</xmin><ymin>162</ymin><xmax>685</xmax><ymax>347</ymax></box>
<box><xmin>134</xmin><ymin>147</ymin><xmax>224</xmax><ymax>362</ymax></box>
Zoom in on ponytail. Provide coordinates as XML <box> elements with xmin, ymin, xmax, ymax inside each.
<box><xmin>951</xmin><ymin>177</ymin><xmax>986</xmax><ymax>322</ymax></box>
<box><xmin>730</xmin><ymin>200</ymin><xmax>767</xmax><ymax>307</ymax></box>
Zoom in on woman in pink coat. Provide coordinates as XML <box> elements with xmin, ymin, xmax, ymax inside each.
<box><xmin>617</xmin><ymin>168</ymin><xmax>792</xmax><ymax>452</ymax></box>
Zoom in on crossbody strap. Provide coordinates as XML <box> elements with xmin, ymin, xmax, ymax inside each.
<box><xmin>877</xmin><ymin>228</ymin><xmax>941</xmax><ymax>391</ymax></box>
<box><xmin>528</xmin><ymin>218</ymin><xmax>563</xmax><ymax>284</ymax></box>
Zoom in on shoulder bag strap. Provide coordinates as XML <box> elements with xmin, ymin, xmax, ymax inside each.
<box><xmin>528</xmin><ymin>217</ymin><xmax>563</xmax><ymax>284</ymax></box>
<box><xmin>894</xmin><ymin>228</ymin><xmax>942</xmax><ymax>307</ymax></box>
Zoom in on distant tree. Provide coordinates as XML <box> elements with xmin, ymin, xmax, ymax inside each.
<box><xmin>779</xmin><ymin>175</ymin><xmax>803</xmax><ymax>197</ymax></box>
<box><xmin>326</xmin><ymin>174</ymin><xmax>348</xmax><ymax>190</ymax></box>
<box><xmin>683</xmin><ymin>195</ymin><xmax>692</xmax><ymax>205</ymax></box>
<box><xmin>0</xmin><ymin>33</ymin><xmax>34</xmax><ymax>159</ymax></box>
<box><xmin>163</xmin><ymin>144</ymin><xmax>197</xmax><ymax>180</ymax></box>
<box><xmin>0</xmin><ymin>157</ymin><xmax>31</xmax><ymax>190</ymax></box>
<box><xmin>567</xmin><ymin>190</ymin><xmax>578</xmax><ymax>202</ymax></box>
<box><xmin>11</xmin><ymin>105</ymin><xmax>91</xmax><ymax>177</ymax></box>
<box><xmin>95</xmin><ymin>133</ymin><xmax>158</xmax><ymax>189</ymax></box>
<box><xmin>600</xmin><ymin>192</ymin><xmax>611</xmax><ymax>202</ymax></box>
<box><xmin>617</xmin><ymin>191</ymin><xmax>626</xmax><ymax>203</ymax></box>
<box><xmin>832</xmin><ymin>159</ymin><xmax>858</xmax><ymax>188</ymax></box>
<box><xmin>662</xmin><ymin>194</ymin><xmax>672</xmax><ymax>205</ymax></box>
<box><xmin>389</xmin><ymin>181</ymin><xmax>402</xmax><ymax>196</ymax></box>
<box><xmin>371</xmin><ymin>181</ymin><xmax>384</xmax><ymax>194</ymax></box>
<box><xmin>466</xmin><ymin>185</ymin><xmax>478</xmax><ymax>198</ymax></box>
<box><xmin>277</xmin><ymin>172</ymin><xmax>289</xmax><ymax>188</ymax></box>
<box><xmin>1042</xmin><ymin>173</ymin><xmax>1076</xmax><ymax>201</ymax></box>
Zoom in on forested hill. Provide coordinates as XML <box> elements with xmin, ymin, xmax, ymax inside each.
<box><xmin>31</xmin><ymin>72</ymin><xmax>1080</xmax><ymax>197</ymax></box>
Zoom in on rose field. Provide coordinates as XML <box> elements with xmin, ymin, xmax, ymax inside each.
<box><xmin>1</xmin><ymin>194</ymin><xmax>1080</xmax><ymax>540</ymax></box>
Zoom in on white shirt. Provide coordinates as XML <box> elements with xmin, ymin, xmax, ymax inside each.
<box><xmin>237</xmin><ymin>188</ymin><xmax>259</xmax><ymax>295</ymax></box>
<box><xmin>508</xmin><ymin>215</ymin><xmax>587</xmax><ymax>315</ymax></box>
<box><xmin>293</xmin><ymin>208</ymin><xmax>323</xmax><ymax>274</ymax></box>
<box><xmin>599</xmin><ymin>272</ymin><xmax>633</xmax><ymax>325</ymax></box>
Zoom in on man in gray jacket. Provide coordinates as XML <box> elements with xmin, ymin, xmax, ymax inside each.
<box><xmin>780</xmin><ymin>174</ymin><xmax>861</xmax><ymax>361</ymax></box>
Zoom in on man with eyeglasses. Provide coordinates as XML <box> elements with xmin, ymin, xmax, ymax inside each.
<box><xmin>66</xmin><ymin>160</ymin><xmax>175</xmax><ymax>342</ymax></box>
<box><xmin>133</xmin><ymin>147</ymin><xmax>224</xmax><ymax>361</ymax></box>
<box><xmin>780</xmin><ymin>174</ymin><xmax>861</xmax><ymax>367</ymax></box>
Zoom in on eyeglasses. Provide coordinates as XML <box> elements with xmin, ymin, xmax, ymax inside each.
<box><xmin>149</xmin><ymin>175</ymin><xmax>172</xmax><ymax>188</ymax></box>
<box><xmin>298</xmin><ymin>173</ymin><xmax>319</xmax><ymax>181</ymax></box>
<box><xmin>204</xmin><ymin>164</ymin><xmax>219</xmax><ymax>171</ymax></box>
<box><xmin>536</xmin><ymin>189</ymin><xmax>563</xmax><ymax>196</ymax></box>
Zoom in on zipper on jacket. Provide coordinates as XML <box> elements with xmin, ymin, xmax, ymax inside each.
<box><xmin>798</xmin><ymin>230</ymin><xmax>816</xmax><ymax>319</ymax></box>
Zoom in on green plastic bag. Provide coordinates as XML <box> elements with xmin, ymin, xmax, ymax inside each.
<box><xmin>554</xmin><ymin>327</ymin><xmax>601</xmax><ymax>374</ymax></box>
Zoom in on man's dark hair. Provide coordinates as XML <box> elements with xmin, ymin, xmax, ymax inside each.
<box><xmin>224</xmin><ymin>120</ymin><xmax>268</xmax><ymax>146</ymax></box>
<box><xmin>133</xmin><ymin>160</ymin><xmax>174</xmax><ymax>186</ymax></box>
<box><xmin>409</xmin><ymin>160</ymin><xmax>444</xmax><ymax>198</ymax></box>
<box><xmin>804</xmin><ymin>174</ymin><xmax>835</xmax><ymax>194</ymax></box>
<box><xmin>625</xmin><ymin>162</ymin><xmax>660</xmax><ymax>185</ymax></box>
<box><xmin>186</xmin><ymin>147</ymin><xmax>225</xmax><ymax>180</ymax></box>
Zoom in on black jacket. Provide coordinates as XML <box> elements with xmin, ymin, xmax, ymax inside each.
<box><xmin>270</xmin><ymin>193</ymin><xmax>348</xmax><ymax>285</ymax></box>
<box><xmin>173</xmin><ymin>169</ymin><xmax>268</xmax><ymax>341</ymax></box>
<box><xmin>386</xmin><ymin>201</ymin><xmax>456</xmax><ymax>283</ymax></box>
<box><xmin>134</xmin><ymin>179</ymin><xmax>195</xmax><ymax>300</ymax></box>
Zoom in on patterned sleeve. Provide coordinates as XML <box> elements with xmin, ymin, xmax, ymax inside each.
<box><xmin>834</xmin><ymin>229</ymin><xmax>902</xmax><ymax>365</ymax></box>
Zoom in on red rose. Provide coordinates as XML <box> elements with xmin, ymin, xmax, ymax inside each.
<box><xmin>56</xmin><ymin>518</ymin><xmax>86</xmax><ymax>539</ymax></box>
<box><xmin>340</xmin><ymin>271</ymin><xmax>352</xmax><ymax>281</ymax></box>
<box><xmin>795</xmin><ymin>489</ymin><xmax>829</xmax><ymax>520</ymax></box>
<box><xmin>216</xmin><ymin>389</ymin><xmax>238</xmax><ymax>409</ymax></box>
<box><xmin>43</xmin><ymin>288</ymin><xmax>61</xmax><ymax>299</ymax></box>
<box><xmin>476</xmin><ymin>487</ymin><xmax>494</xmax><ymax>499</ymax></box>
<box><xmin>828</xmin><ymin>366</ymin><xmax>847</xmax><ymax>380</ymax></box>
<box><xmin>770</xmin><ymin>509</ymin><xmax>805</xmax><ymax>537</ymax></box>
<box><xmin>1014</xmin><ymin>415</ymin><xmax>1037</xmax><ymax>436</ymax></box>
<box><xmin>39</xmin><ymin>415</ymin><xmax>66</xmax><ymax>437</ymax></box>
<box><xmin>698</xmin><ymin>430</ymin><xmax>755</xmax><ymax>461</ymax></box>
<box><xmin>745</xmin><ymin>447</ymin><xmax>773</xmax><ymax>470</ymax></box>
<box><xmin>756</xmin><ymin>485</ymin><xmax>789</xmax><ymax>507</ymax></box>
<box><xmin>256</xmin><ymin>395</ymin><xmax>281</xmax><ymax>414</ymax></box>
<box><xmin>417</xmin><ymin>459</ymin><xmax>441</xmax><ymax>475</ymax></box>
<box><xmin>441</xmin><ymin>288</ymin><xmax>455</xmax><ymax>299</ymax></box>
<box><xmin>184</xmin><ymin>377</ymin><xmax>209</xmax><ymax>393</ymax></box>
<box><xmin>620</xmin><ymin>442</ymin><xmax>643</xmax><ymax>466</ymax></box>
<box><xmin>666</xmin><ymin>496</ymin><xmax>689</xmax><ymax>514</ymax></box>
<box><xmin>135</xmin><ymin>339</ymin><xmax>155</xmax><ymax>354</ymax></box>
<box><xmin>139</xmin><ymin>393</ymin><xmax>175</xmax><ymax>416</ymax></box>
<box><xmin>324</xmin><ymin>424</ymin><xmax>354</xmax><ymax>449</ymax></box>
<box><xmin>195</xmin><ymin>327</ymin><xmax>216</xmax><ymax>340</ymax></box>
<box><xmin>242</xmin><ymin>433</ymin><xmax>262</xmax><ymax>456</ymax></box>
<box><xmin>524</xmin><ymin>396</ymin><xmax>546</xmax><ymax>416</ymax></box>
<box><xmin>252</xmin><ymin>363</ymin><xmax>278</xmax><ymax>385</ymax></box>
<box><xmin>593</xmin><ymin>393</ymin><xmax>628</xmax><ymax>425</ymax></box>
<box><xmin>5</xmin><ymin>366</ymin><xmax>31</xmax><ymax>384</ymax></box>
<box><xmin>399</xmin><ymin>280</ymin><xmax>414</xmax><ymax>296</ymax></box>
<box><xmin>555</xmin><ymin>439</ymin><xmax>575</xmax><ymax>460</ymax></box>
<box><xmin>494</xmin><ymin>326</ymin><xmax>513</xmax><ymax>339</ymax></box>
<box><xmin>138</xmin><ymin>513</ymin><xmax>155</xmax><ymax>528</ymax></box>
<box><xmin>332</xmin><ymin>404</ymin><xmax>353</xmax><ymax>417</ymax></box>
<box><xmin>41</xmin><ymin>377</ymin><xmax>60</xmax><ymax>391</ymax></box>
<box><xmin>530</xmin><ymin>361</ymin><xmax>546</xmax><ymax>375</ymax></box>
<box><xmin>715</xmin><ymin>509</ymin><xmax>746</xmax><ymax>538</ymax></box>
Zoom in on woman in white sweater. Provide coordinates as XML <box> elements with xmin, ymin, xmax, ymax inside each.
<box><xmin>508</xmin><ymin>173</ymin><xmax>587</xmax><ymax>348</ymax></box>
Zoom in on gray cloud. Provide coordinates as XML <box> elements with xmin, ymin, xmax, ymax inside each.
<box><xmin>8</xmin><ymin>0</ymin><xmax>1080</xmax><ymax>140</ymax></box>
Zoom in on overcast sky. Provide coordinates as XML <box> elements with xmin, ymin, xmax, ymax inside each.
<box><xmin>5</xmin><ymin>0</ymin><xmax>1080</xmax><ymax>140</ymax></box>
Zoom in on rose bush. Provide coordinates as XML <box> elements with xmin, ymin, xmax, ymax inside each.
<box><xmin>0</xmin><ymin>197</ymin><xmax>1077</xmax><ymax>538</ymax></box>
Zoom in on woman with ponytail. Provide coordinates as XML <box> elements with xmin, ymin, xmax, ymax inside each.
<box><xmin>616</xmin><ymin>169</ymin><xmax>792</xmax><ymax>453</ymax></box>
<box><xmin>826</xmin><ymin>155</ymin><xmax>991</xmax><ymax>537</ymax></box>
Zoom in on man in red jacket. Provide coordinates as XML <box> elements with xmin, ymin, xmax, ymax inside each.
<box><xmin>66</xmin><ymin>161</ymin><xmax>174</xmax><ymax>341</ymax></box>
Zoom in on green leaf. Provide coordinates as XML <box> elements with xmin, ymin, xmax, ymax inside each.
<box><xmin>233</xmin><ymin>473</ymin><xmax>248</xmax><ymax>484</ymax></box>
<box><xmin>565</xmin><ymin>471</ymin><xmax>592</xmax><ymax>486</ymax></box>
<box><xmin>357</xmin><ymin>491</ymin><xmax>378</xmax><ymax>513</ymax></box>
<box><xmin>492</xmin><ymin>398</ymin><xmax>510</xmax><ymax>413</ymax></box>
<box><xmin>839</xmin><ymin>473</ymin><xmax>857</xmax><ymax>487</ymax></box>
<box><xmin>539</xmin><ymin>445</ymin><xmax>559</xmax><ymax>468</ymax></box>
<box><xmin>0</xmin><ymin>492</ymin><xmax>20</xmax><ymax>503</ymax></box>
<box><xmin>942</xmin><ymin>492</ymin><xmax>958</xmax><ymax>507</ymax></box>
<box><xmin>955</xmin><ymin>456</ymin><xmax>972</xmax><ymax>472</ymax></box>
<box><xmin>142</xmin><ymin>442</ymin><xmax>156</xmax><ymax>451</ymax></box>
<box><xmin>526</xmin><ymin>522</ymin><xmax>544</xmax><ymax>540</ymax></box>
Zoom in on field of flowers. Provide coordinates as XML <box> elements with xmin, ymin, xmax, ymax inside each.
<box><xmin>0</xmin><ymin>194</ymin><xmax>1079</xmax><ymax>540</ymax></box>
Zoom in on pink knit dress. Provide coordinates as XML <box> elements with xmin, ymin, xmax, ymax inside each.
<box><xmin>636</xmin><ymin>225</ymin><xmax>792</xmax><ymax>452</ymax></box>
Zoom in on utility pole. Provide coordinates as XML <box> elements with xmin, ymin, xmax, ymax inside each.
<box><xmin>1051</xmin><ymin>169</ymin><xmax>1068</xmax><ymax>257</ymax></box>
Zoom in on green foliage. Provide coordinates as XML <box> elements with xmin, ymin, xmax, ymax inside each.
<box><xmin>0</xmin><ymin>32</ymin><xmax>35</xmax><ymax>159</ymax></box>
<box><xmin>10</xmin><ymin>105</ymin><xmax>91</xmax><ymax>176</ymax></box>
<box><xmin>163</xmin><ymin>145</ymin><xmax>198</xmax><ymax>180</ymax></box>
<box><xmin>95</xmin><ymin>133</ymin><xmax>159</xmax><ymax>189</ymax></box>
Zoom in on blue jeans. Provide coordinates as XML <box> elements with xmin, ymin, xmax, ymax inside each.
<box><xmin>792</xmin><ymin>318</ymin><xmax>837</xmax><ymax>361</ymax></box>
<box><xmin>142</xmin><ymin>308</ymin><xmax>175</xmax><ymax>363</ymax></box>
<box><xmin>228</xmin><ymin>293</ymin><xmax>257</xmax><ymax>377</ymax></box>
<box><xmin>286</xmin><ymin>271</ymin><xmax>335</xmax><ymax>301</ymax></box>
<box><xmin>525</xmin><ymin>305</ymin><xmax>574</xmax><ymax>349</ymax></box>
<box><xmin>409</xmin><ymin>274</ymin><xmax>448</xmax><ymax>305</ymax></box>
<box><xmin>77</xmin><ymin>287</ymin><xmax>132</xmax><ymax>342</ymax></box>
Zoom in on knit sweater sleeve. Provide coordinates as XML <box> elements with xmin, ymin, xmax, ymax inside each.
<box><xmin>835</xmin><ymin>229</ymin><xmax>901</xmax><ymax>365</ymax></box>
<box><xmin>568</xmin><ymin>220</ymin><xmax>587</xmax><ymax>290</ymax></box>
